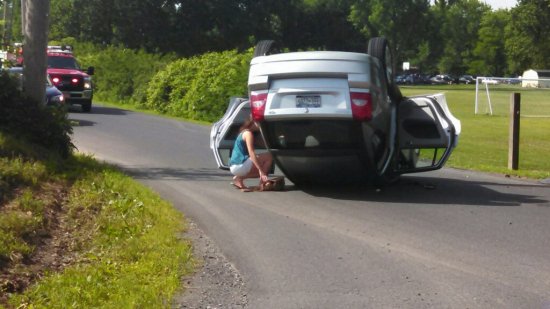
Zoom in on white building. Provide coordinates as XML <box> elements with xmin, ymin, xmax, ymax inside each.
<box><xmin>522</xmin><ymin>69</ymin><xmax>550</xmax><ymax>88</ymax></box>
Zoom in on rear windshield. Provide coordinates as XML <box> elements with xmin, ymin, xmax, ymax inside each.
<box><xmin>47</xmin><ymin>56</ymin><xmax>80</xmax><ymax>70</ymax></box>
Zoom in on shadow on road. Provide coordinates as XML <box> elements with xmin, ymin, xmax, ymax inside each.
<box><xmin>122</xmin><ymin>166</ymin><xmax>228</xmax><ymax>182</ymax></box>
<box><xmin>70</xmin><ymin>119</ymin><xmax>95</xmax><ymax>127</ymax></box>
<box><xmin>298</xmin><ymin>176</ymin><xmax>549</xmax><ymax>207</ymax></box>
<box><xmin>112</xmin><ymin>165</ymin><xmax>548</xmax><ymax>207</ymax></box>
<box><xmin>69</xmin><ymin>106</ymin><xmax>128</xmax><ymax>126</ymax></box>
<box><xmin>69</xmin><ymin>105</ymin><xmax>128</xmax><ymax>115</ymax></box>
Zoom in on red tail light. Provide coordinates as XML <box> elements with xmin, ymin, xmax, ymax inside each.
<box><xmin>250</xmin><ymin>91</ymin><xmax>268</xmax><ymax>121</ymax></box>
<box><xmin>350</xmin><ymin>91</ymin><xmax>372</xmax><ymax>121</ymax></box>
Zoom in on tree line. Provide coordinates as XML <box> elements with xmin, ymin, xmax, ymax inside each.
<box><xmin>2</xmin><ymin>0</ymin><xmax>550</xmax><ymax>76</ymax></box>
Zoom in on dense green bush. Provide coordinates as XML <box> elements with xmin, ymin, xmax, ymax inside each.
<box><xmin>75</xmin><ymin>44</ymin><xmax>176</xmax><ymax>105</ymax></box>
<box><xmin>51</xmin><ymin>40</ymin><xmax>253</xmax><ymax>122</ymax></box>
<box><xmin>0</xmin><ymin>73</ymin><xmax>74</xmax><ymax>158</ymax></box>
<box><xmin>145</xmin><ymin>49</ymin><xmax>252</xmax><ymax>122</ymax></box>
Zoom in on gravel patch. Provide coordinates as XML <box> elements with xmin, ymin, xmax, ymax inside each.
<box><xmin>173</xmin><ymin>221</ymin><xmax>248</xmax><ymax>309</ymax></box>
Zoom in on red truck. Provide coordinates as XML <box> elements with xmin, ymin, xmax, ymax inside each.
<box><xmin>46</xmin><ymin>46</ymin><xmax>95</xmax><ymax>112</ymax></box>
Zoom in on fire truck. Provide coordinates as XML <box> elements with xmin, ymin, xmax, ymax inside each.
<box><xmin>46</xmin><ymin>46</ymin><xmax>95</xmax><ymax>112</ymax></box>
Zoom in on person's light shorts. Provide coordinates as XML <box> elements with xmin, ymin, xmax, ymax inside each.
<box><xmin>230</xmin><ymin>158</ymin><xmax>253</xmax><ymax>177</ymax></box>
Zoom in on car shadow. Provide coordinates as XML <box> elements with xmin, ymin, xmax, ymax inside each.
<box><xmin>118</xmin><ymin>166</ymin><xmax>548</xmax><ymax>207</ymax></box>
<box><xmin>296</xmin><ymin>175</ymin><xmax>549</xmax><ymax>207</ymax></box>
<box><xmin>68</xmin><ymin>105</ymin><xmax>127</xmax><ymax>115</ymax></box>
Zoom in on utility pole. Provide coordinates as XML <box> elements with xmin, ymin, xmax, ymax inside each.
<box><xmin>22</xmin><ymin>0</ymin><xmax>50</xmax><ymax>104</ymax></box>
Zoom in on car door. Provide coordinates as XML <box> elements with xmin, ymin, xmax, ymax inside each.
<box><xmin>210</xmin><ymin>97</ymin><xmax>251</xmax><ymax>170</ymax></box>
<box><xmin>393</xmin><ymin>93</ymin><xmax>461</xmax><ymax>173</ymax></box>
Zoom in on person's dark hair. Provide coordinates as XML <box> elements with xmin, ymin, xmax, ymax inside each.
<box><xmin>239</xmin><ymin>115</ymin><xmax>256</xmax><ymax>132</ymax></box>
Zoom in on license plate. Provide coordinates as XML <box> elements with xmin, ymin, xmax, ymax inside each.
<box><xmin>296</xmin><ymin>95</ymin><xmax>321</xmax><ymax>108</ymax></box>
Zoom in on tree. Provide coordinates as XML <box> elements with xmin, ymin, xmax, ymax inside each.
<box><xmin>349</xmin><ymin>0</ymin><xmax>432</xmax><ymax>71</ymax></box>
<box><xmin>22</xmin><ymin>0</ymin><xmax>50</xmax><ymax>104</ymax></box>
<box><xmin>505</xmin><ymin>0</ymin><xmax>550</xmax><ymax>73</ymax></box>
<box><xmin>470</xmin><ymin>9</ymin><xmax>509</xmax><ymax>76</ymax></box>
<box><xmin>437</xmin><ymin>0</ymin><xmax>490</xmax><ymax>75</ymax></box>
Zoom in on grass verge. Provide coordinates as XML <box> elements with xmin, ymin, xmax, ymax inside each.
<box><xmin>0</xmin><ymin>132</ymin><xmax>193</xmax><ymax>308</ymax></box>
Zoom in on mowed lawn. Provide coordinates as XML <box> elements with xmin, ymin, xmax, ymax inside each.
<box><xmin>400</xmin><ymin>84</ymin><xmax>550</xmax><ymax>179</ymax></box>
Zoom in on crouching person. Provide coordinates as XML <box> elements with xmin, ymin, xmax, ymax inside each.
<box><xmin>229</xmin><ymin>116</ymin><xmax>273</xmax><ymax>190</ymax></box>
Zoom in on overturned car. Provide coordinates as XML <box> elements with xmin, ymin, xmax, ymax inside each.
<box><xmin>211</xmin><ymin>38</ymin><xmax>461</xmax><ymax>185</ymax></box>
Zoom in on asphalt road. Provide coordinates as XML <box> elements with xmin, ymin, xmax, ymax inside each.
<box><xmin>70</xmin><ymin>105</ymin><xmax>550</xmax><ymax>309</ymax></box>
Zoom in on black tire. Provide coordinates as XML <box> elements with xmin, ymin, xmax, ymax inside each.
<box><xmin>82</xmin><ymin>100</ymin><xmax>92</xmax><ymax>112</ymax></box>
<box><xmin>368</xmin><ymin>37</ymin><xmax>403</xmax><ymax>102</ymax></box>
<box><xmin>253</xmin><ymin>40</ymin><xmax>278</xmax><ymax>57</ymax></box>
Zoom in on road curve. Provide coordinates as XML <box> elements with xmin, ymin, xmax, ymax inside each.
<box><xmin>70</xmin><ymin>105</ymin><xmax>550</xmax><ymax>309</ymax></box>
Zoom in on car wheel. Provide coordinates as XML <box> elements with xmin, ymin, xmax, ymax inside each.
<box><xmin>82</xmin><ymin>100</ymin><xmax>92</xmax><ymax>112</ymax></box>
<box><xmin>253</xmin><ymin>40</ymin><xmax>279</xmax><ymax>57</ymax></box>
<box><xmin>368</xmin><ymin>37</ymin><xmax>403</xmax><ymax>102</ymax></box>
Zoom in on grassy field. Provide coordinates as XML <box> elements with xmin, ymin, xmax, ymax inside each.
<box><xmin>401</xmin><ymin>84</ymin><xmax>550</xmax><ymax>179</ymax></box>
<box><xmin>0</xmin><ymin>132</ymin><xmax>194</xmax><ymax>308</ymax></box>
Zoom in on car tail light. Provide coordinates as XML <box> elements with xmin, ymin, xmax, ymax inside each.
<box><xmin>350</xmin><ymin>91</ymin><xmax>372</xmax><ymax>121</ymax></box>
<box><xmin>250</xmin><ymin>91</ymin><xmax>268</xmax><ymax>121</ymax></box>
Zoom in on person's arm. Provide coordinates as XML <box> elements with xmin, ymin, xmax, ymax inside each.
<box><xmin>243</xmin><ymin>130</ymin><xmax>268</xmax><ymax>182</ymax></box>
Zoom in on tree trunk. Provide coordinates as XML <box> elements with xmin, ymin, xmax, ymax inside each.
<box><xmin>22</xmin><ymin>0</ymin><xmax>50</xmax><ymax>104</ymax></box>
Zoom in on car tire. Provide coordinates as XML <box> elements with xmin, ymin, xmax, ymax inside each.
<box><xmin>367</xmin><ymin>37</ymin><xmax>403</xmax><ymax>102</ymax></box>
<box><xmin>253</xmin><ymin>40</ymin><xmax>279</xmax><ymax>57</ymax></box>
<box><xmin>82</xmin><ymin>100</ymin><xmax>92</xmax><ymax>112</ymax></box>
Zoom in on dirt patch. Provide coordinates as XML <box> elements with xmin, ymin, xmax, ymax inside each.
<box><xmin>0</xmin><ymin>183</ymin><xmax>80</xmax><ymax>307</ymax></box>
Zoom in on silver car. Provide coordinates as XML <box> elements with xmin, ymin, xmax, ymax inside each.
<box><xmin>211</xmin><ymin>37</ymin><xmax>461</xmax><ymax>185</ymax></box>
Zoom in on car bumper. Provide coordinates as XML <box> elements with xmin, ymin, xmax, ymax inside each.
<box><xmin>63</xmin><ymin>90</ymin><xmax>93</xmax><ymax>103</ymax></box>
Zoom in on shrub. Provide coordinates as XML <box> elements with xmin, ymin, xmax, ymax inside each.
<box><xmin>145</xmin><ymin>49</ymin><xmax>252</xmax><ymax>122</ymax></box>
<box><xmin>73</xmin><ymin>43</ymin><xmax>175</xmax><ymax>105</ymax></box>
<box><xmin>0</xmin><ymin>73</ymin><xmax>74</xmax><ymax>158</ymax></box>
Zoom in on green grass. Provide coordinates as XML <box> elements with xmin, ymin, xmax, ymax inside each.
<box><xmin>0</xmin><ymin>132</ymin><xmax>194</xmax><ymax>308</ymax></box>
<box><xmin>401</xmin><ymin>85</ymin><xmax>550</xmax><ymax>179</ymax></box>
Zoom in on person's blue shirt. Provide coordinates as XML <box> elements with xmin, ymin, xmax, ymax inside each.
<box><xmin>229</xmin><ymin>131</ymin><xmax>249</xmax><ymax>166</ymax></box>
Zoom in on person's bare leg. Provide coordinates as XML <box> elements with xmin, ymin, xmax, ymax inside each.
<box><xmin>241</xmin><ymin>153</ymin><xmax>274</xmax><ymax>186</ymax></box>
<box><xmin>256</xmin><ymin>153</ymin><xmax>273</xmax><ymax>185</ymax></box>
<box><xmin>232</xmin><ymin>175</ymin><xmax>246</xmax><ymax>189</ymax></box>
<box><xmin>259</xmin><ymin>153</ymin><xmax>273</xmax><ymax>176</ymax></box>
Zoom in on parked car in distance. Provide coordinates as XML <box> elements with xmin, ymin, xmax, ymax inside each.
<box><xmin>459</xmin><ymin>75</ymin><xmax>475</xmax><ymax>84</ymax></box>
<box><xmin>396</xmin><ymin>73</ymin><xmax>431</xmax><ymax>85</ymax></box>
<box><xmin>481</xmin><ymin>77</ymin><xmax>499</xmax><ymax>85</ymax></box>
<box><xmin>211</xmin><ymin>38</ymin><xmax>461</xmax><ymax>185</ymax></box>
<box><xmin>430</xmin><ymin>74</ymin><xmax>455</xmax><ymax>85</ymax></box>
<box><xmin>45</xmin><ymin>74</ymin><xmax>65</xmax><ymax>106</ymax></box>
<box><xmin>4</xmin><ymin>66</ymin><xmax>65</xmax><ymax>106</ymax></box>
<box><xmin>505</xmin><ymin>76</ymin><xmax>521</xmax><ymax>85</ymax></box>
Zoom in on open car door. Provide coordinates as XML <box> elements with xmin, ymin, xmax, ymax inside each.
<box><xmin>393</xmin><ymin>93</ymin><xmax>461</xmax><ymax>173</ymax></box>
<box><xmin>210</xmin><ymin>97</ymin><xmax>251</xmax><ymax>170</ymax></box>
